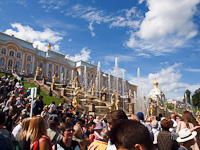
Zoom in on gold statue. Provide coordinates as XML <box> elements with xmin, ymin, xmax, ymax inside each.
<box><xmin>102</xmin><ymin>94</ymin><xmax>105</xmax><ymax>102</ymax></box>
<box><xmin>110</xmin><ymin>93</ymin><xmax>115</xmax><ymax>112</ymax></box>
<box><xmin>52</xmin><ymin>74</ymin><xmax>57</xmax><ymax>85</ymax></box>
<box><xmin>81</xmin><ymin>82</ymin><xmax>85</xmax><ymax>92</ymax></box>
<box><xmin>164</xmin><ymin>102</ymin><xmax>168</xmax><ymax>111</ymax></box>
<box><xmin>91</xmin><ymin>83</ymin><xmax>95</xmax><ymax>96</ymax></box>
<box><xmin>72</xmin><ymin>87</ymin><xmax>80</xmax><ymax>115</ymax></box>
<box><xmin>72</xmin><ymin>76</ymin><xmax>77</xmax><ymax>88</ymax></box>
<box><xmin>115</xmin><ymin>94</ymin><xmax>120</xmax><ymax>110</ymax></box>
<box><xmin>47</xmin><ymin>43</ymin><xmax>51</xmax><ymax>50</ymax></box>
<box><xmin>102</xmin><ymin>87</ymin><xmax>107</xmax><ymax>93</ymax></box>
<box><xmin>150</xmin><ymin>104</ymin><xmax>154</xmax><ymax>116</ymax></box>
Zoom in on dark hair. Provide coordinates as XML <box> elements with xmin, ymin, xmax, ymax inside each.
<box><xmin>60</xmin><ymin>122</ymin><xmax>74</xmax><ymax>132</ymax></box>
<box><xmin>106</xmin><ymin>109</ymin><xmax>128</xmax><ymax>125</ymax></box>
<box><xmin>110</xmin><ymin>120</ymin><xmax>155</xmax><ymax>150</ymax></box>
<box><xmin>0</xmin><ymin>110</ymin><xmax>5</xmax><ymax>125</ymax></box>
<box><xmin>161</xmin><ymin>119</ymin><xmax>173</xmax><ymax>130</ymax></box>
<box><xmin>52</xmin><ymin>101</ymin><xmax>55</xmax><ymax>105</ymax></box>
<box><xmin>88</xmin><ymin>122</ymin><xmax>96</xmax><ymax>127</ymax></box>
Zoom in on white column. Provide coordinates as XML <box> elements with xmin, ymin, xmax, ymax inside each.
<box><xmin>31</xmin><ymin>55</ymin><xmax>35</xmax><ymax>73</ymax></box>
<box><xmin>21</xmin><ymin>52</ymin><xmax>25</xmax><ymax>72</ymax></box>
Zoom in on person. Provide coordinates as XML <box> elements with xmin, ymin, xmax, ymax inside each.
<box><xmin>151</xmin><ymin>120</ymin><xmax>160</xmax><ymax>147</ymax></box>
<box><xmin>27</xmin><ymin>116</ymin><xmax>52</xmax><ymax>150</ymax></box>
<box><xmin>49</xmin><ymin>102</ymin><xmax>57</xmax><ymax>114</ymax></box>
<box><xmin>41</xmin><ymin>105</ymin><xmax>50</xmax><ymax>128</ymax></box>
<box><xmin>157</xmin><ymin>119</ymin><xmax>179</xmax><ymax>150</ymax></box>
<box><xmin>137</xmin><ymin>112</ymin><xmax>153</xmax><ymax>139</ymax></box>
<box><xmin>52</xmin><ymin>122</ymin><xmax>80</xmax><ymax>150</ymax></box>
<box><xmin>171</xmin><ymin>113</ymin><xmax>177</xmax><ymax>131</ymax></box>
<box><xmin>110</xmin><ymin>119</ymin><xmax>155</xmax><ymax>150</ymax></box>
<box><xmin>47</xmin><ymin>114</ymin><xmax>63</xmax><ymax>145</ymax></box>
<box><xmin>88</xmin><ymin>128</ymin><xmax>109</xmax><ymax>150</ymax></box>
<box><xmin>33</xmin><ymin>95</ymin><xmax>44</xmax><ymax>116</ymax></box>
<box><xmin>18</xmin><ymin>118</ymin><xmax>31</xmax><ymax>150</ymax></box>
<box><xmin>176</xmin><ymin>111</ymin><xmax>200</xmax><ymax>150</ymax></box>
<box><xmin>176</xmin><ymin>128</ymin><xmax>197</xmax><ymax>150</ymax></box>
<box><xmin>105</xmin><ymin>109</ymin><xmax>128</xmax><ymax>150</ymax></box>
<box><xmin>93</xmin><ymin>121</ymin><xmax>104</xmax><ymax>140</ymax></box>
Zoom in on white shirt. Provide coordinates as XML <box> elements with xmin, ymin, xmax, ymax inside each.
<box><xmin>152</xmin><ymin>128</ymin><xmax>159</xmax><ymax>144</ymax></box>
<box><xmin>48</xmin><ymin>104</ymin><xmax>56</xmax><ymax>113</ymax></box>
<box><xmin>106</xmin><ymin>139</ymin><xmax>117</xmax><ymax>150</ymax></box>
<box><xmin>12</xmin><ymin>122</ymin><xmax>22</xmax><ymax>140</ymax></box>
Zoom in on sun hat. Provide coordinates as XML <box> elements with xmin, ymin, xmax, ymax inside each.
<box><xmin>176</xmin><ymin>128</ymin><xmax>197</xmax><ymax>143</ymax></box>
<box><xmin>94</xmin><ymin>121</ymin><xmax>104</xmax><ymax>130</ymax></box>
<box><xmin>136</xmin><ymin>112</ymin><xmax>144</xmax><ymax>120</ymax></box>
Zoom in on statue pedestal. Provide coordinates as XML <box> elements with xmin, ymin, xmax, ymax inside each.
<box><xmin>128</xmin><ymin>103</ymin><xmax>134</xmax><ymax>114</ymax></box>
<box><xmin>88</xmin><ymin>103</ymin><xmax>95</xmax><ymax>112</ymax></box>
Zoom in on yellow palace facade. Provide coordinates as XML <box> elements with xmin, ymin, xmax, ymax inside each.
<box><xmin>0</xmin><ymin>32</ymin><xmax>136</xmax><ymax>95</ymax></box>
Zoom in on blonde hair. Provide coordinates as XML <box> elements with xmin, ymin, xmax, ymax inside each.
<box><xmin>18</xmin><ymin>118</ymin><xmax>31</xmax><ymax>141</ymax></box>
<box><xmin>27</xmin><ymin>116</ymin><xmax>47</xmax><ymax>147</ymax></box>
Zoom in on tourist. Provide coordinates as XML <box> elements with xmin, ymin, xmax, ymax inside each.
<box><xmin>88</xmin><ymin>115</ymin><xmax>94</xmax><ymax>124</ymax></box>
<box><xmin>47</xmin><ymin>114</ymin><xmax>63</xmax><ymax>145</ymax></box>
<box><xmin>52</xmin><ymin>122</ymin><xmax>80</xmax><ymax>150</ymax></box>
<box><xmin>41</xmin><ymin>105</ymin><xmax>50</xmax><ymax>128</ymax></box>
<box><xmin>16</xmin><ymin>94</ymin><xmax>28</xmax><ymax>110</ymax></box>
<box><xmin>171</xmin><ymin>113</ymin><xmax>178</xmax><ymax>131</ymax></box>
<box><xmin>110</xmin><ymin>119</ymin><xmax>155</xmax><ymax>150</ymax></box>
<box><xmin>33</xmin><ymin>95</ymin><xmax>44</xmax><ymax>116</ymax></box>
<box><xmin>27</xmin><ymin>116</ymin><xmax>52</xmax><ymax>150</ymax></box>
<box><xmin>88</xmin><ymin>128</ymin><xmax>109</xmax><ymax>150</ymax></box>
<box><xmin>92</xmin><ymin>121</ymin><xmax>104</xmax><ymax>140</ymax></box>
<box><xmin>176</xmin><ymin>111</ymin><xmax>200</xmax><ymax>149</ymax></box>
<box><xmin>157</xmin><ymin>118</ymin><xmax>179</xmax><ymax>150</ymax></box>
<box><xmin>18</xmin><ymin>118</ymin><xmax>31</xmax><ymax>150</ymax></box>
<box><xmin>49</xmin><ymin>101</ymin><xmax>57</xmax><ymax>114</ymax></box>
<box><xmin>137</xmin><ymin>112</ymin><xmax>153</xmax><ymax>139</ymax></box>
<box><xmin>151</xmin><ymin>120</ymin><xmax>160</xmax><ymax>147</ymax></box>
<box><xmin>81</xmin><ymin>111</ymin><xmax>87</xmax><ymax>120</ymax></box>
<box><xmin>88</xmin><ymin>122</ymin><xmax>96</xmax><ymax>142</ymax></box>
<box><xmin>105</xmin><ymin>109</ymin><xmax>128</xmax><ymax>150</ymax></box>
<box><xmin>176</xmin><ymin>128</ymin><xmax>197</xmax><ymax>150</ymax></box>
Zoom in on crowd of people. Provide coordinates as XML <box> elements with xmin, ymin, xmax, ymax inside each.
<box><xmin>0</xmin><ymin>74</ymin><xmax>200</xmax><ymax>150</ymax></box>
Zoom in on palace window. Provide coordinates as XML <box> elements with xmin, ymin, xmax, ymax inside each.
<box><xmin>49</xmin><ymin>64</ymin><xmax>52</xmax><ymax>69</ymax></box>
<box><xmin>55</xmin><ymin>72</ymin><xmax>58</xmax><ymax>77</ymax></box>
<box><xmin>88</xmin><ymin>73</ymin><xmax>90</xmax><ymax>77</ymax></box>
<box><xmin>8</xmin><ymin>59</ymin><xmax>13</xmax><ymax>69</ymax></box>
<box><xmin>91</xmin><ymin>74</ymin><xmax>93</xmax><ymax>78</ymax></box>
<box><xmin>27</xmin><ymin>55</ymin><xmax>31</xmax><ymax>61</ymax></box>
<box><xmin>1</xmin><ymin>48</ymin><xmax>6</xmax><ymax>54</ymax></box>
<box><xmin>9</xmin><ymin>50</ymin><xmax>14</xmax><ymax>57</ymax></box>
<box><xmin>26</xmin><ymin>64</ymin><xmax>31</xmax><ymax>72</ymax></box>
<box><xmin>39</xmin><ymin>62</ymin><xmax>43</xmax><ymax>68</ymax></box>
<box><xmin>16</xmin><ymin>52</ymin><xmax>21</xmax><ymax>58</ymax></box>
<box><xmin>48</xmin><ymin>71</ymin><xmax>52</xmax><ymax>77</ymax></box>
<box><xmin>55</xmin><ymin>66</ymin><xmax>59</xmax><ymax>71</ymax></box>
<box><xmin>15</xmin><ymin>61</ymin><xmax>20</xmax><ymax>70</ymax></box>
<box><xmin>0</xmin><ymin>57</ymin><xmax>5</xmax><ymax>66</ymax></box>
<box><xmin>62</xmin><ymin>67</ymin><xmax>64</xmax><ymax>72</ymax></box>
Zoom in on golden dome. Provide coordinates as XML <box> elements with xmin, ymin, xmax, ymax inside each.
<box><xmin>47</xmin><ymin>43</ymin><xmax>51</xmax><ymax>50</ymax></box>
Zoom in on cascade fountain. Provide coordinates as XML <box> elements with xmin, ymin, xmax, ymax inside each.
<box><xmin>135</xmin><ymin>67</ymin><xmax>149</xmax><ymax>117</ymax></box>
<box><xmin>114</xmin><ymin>57</ymin><xmax>119</xmax><ymax>94</ymax></box>
<box><xmin>96</xmin><ymin>62</ymin><xmax>101</xmax><ymax>98</ymax></box>
<box><xmin>84</xmin><ymin>66</ymin><xmax>87</xmax><ymax>91</ymax></box>
<box><xmin>108</xmin><ymin>74</ymin><xmax>111</xmax><ymax>102</ymax></box>
<box><xmin>71</xmin><ymin>70</ymin><xmax>74</xmax><ymax>82</ymax></box>
<box><xmin>122</xmin><ymin>70</ymin><xmax>125</xmax><ymax>110</ymax></box>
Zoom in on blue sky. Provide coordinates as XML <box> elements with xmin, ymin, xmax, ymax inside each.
<box><xmin>0</xmin><ymin>0</ymin><xmax>200</xmax><ymax>101</ymax></box>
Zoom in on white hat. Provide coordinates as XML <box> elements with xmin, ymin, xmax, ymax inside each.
<box><xmin>176</xmin><ymin>128</ymin><xmax>197</xmax><ymax>143</ymax></box>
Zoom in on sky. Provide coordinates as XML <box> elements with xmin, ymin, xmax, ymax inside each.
<box><xmin>0</xmin><ymin>0</ymin><xmax>200</xmax><ymax>101</ymax></box>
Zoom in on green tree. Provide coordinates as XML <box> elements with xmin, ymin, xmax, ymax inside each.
<box><xmin>192</xmin><ymin>88</ymin><xmax>200</xmax><ymax>107</ymax></box>
<box><xmin>183</xmin><ymin>89</ymin><xmax>191</xmax><ymax>104</ymax></box>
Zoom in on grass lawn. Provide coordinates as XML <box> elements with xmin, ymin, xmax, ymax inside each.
<box><xmin>22</xmin><ymin>81</ymin><xmax>62</xmax><ymax>106</ymax></box>
<box><xmin>0</xmin><ymin>72</ymin><xmax>63</xmax><ymax>106</ymax></box>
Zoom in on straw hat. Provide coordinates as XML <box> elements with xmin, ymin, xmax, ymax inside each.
<box><xmin>176</xmin><ymin>128</ymin><xmax>197</xmax><ymax>143</ymax></box>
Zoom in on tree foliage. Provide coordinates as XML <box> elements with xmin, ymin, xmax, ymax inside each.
<box><xmin>183</xmin><ymin>89</ymin><xmax>191</xmax><ymax>104</ymax></box>
<box><xmin>192</xmin><ymin>88</ymin><xmax>200</xmax><ymax>107</ymax></box>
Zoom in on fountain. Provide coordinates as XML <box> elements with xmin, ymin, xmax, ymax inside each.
<box><xmin>114</xmin><ymin>57</ymin><xmax>119</xmax><ymax>94</ymax></box>
<box><xmin>84</xmin><ymin>66</ymin><xmax>87</xmax><ymax>92</ymax></box>
<box><xmin>108</xmin><ymin>74</ymin><xmax>111</xmax><ymax>103</ymax></box>
<box><xmin>71</xmin><ymin>70</ymin><xmax>74</xmax><ymax>83</ymax></box>
<box><xmin>96</xmin><ymin>62</ymin><xmax>101</xmax><ymax>98</ymax></box>
<box><xmin>122</xmin><ymin>70</ymin><xmax>125</xmax><ymax>110</ymax></box>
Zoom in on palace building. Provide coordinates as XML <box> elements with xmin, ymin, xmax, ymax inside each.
<box><xmin>0</xmin><ymin>31</ymin><xmax>136</xmax><ymax>95</ymax></box>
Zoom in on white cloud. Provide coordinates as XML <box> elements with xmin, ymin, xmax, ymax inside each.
<box><xmin>138</xmin><ymin>0</ymin><xmax>145</xmax><ymax>4</ymax></box>
<box><xmin>125</xmin><ymin>0</ymin><xmax>200</xmax><ymax>56</ymax></box>
<box><xmin>70</xmin><ymin>47</ymin><xmax>91</xmax><ymax>61</ymax></box>
<box><xmin>38</xmin><ymin>0</ymin><xmax>67</xmax><ymax>12</ymax></box>
<box><xmin>104</xmin><ymin>54</ymin><xmax>136</xmax><ymax>62</ymax></box>
<box><xmin>68</xmin><ymin>38</ymin><xmax>72</xmax><ymax>42</ymax></box>
<box><xmin>127</xmin><ymin>63</ymin><xmax>200</xmax><ymax>100</ymax></box>
<box><xmin>4</xmin><ymin>23</ymin><xmax>63</xmax><ymax>51</ymax></box>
